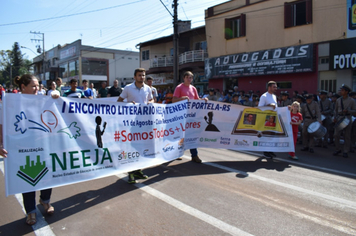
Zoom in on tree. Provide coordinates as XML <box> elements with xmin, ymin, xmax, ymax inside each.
<box><xmin>0</xmin><ymin>42</ymin><xmax>31</xmax><ymax>88</ymax></box>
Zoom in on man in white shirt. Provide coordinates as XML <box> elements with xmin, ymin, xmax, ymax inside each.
<box><xmin>145</xmin><ymin>76</ymin><xmax>158</xmax><ymax>102</ymax></box>
<box><xmin>117</xmin><ymin>68</ymin><xmax>153</xmax><ymax>183</ymax></box>
<box><xmin>258</xmin><ymin>81</ymin><xmax>278</xmax><ymax>158</ymax></box>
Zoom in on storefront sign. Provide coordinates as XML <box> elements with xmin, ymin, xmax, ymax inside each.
<box><xmin>329</xmin><ymin>38</ymin><xmax>356</xmax><ymax>70</ymax></box>
<box><xmin>205</xmin><ymin>44</ymin><xmax>314</xmax><ymax>78</ymax></box>
<box><xmin>60</xmin><ymin>46</ymin><xmax>77</xmax><ymax>60</ymax></box>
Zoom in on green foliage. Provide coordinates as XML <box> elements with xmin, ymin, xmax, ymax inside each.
<box><xmin>0</xmin><ymin>42</ymin><xmax>33</xmax><ymax>88</ymax></box>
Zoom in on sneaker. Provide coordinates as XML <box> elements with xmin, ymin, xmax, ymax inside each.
<box><xmin>191</xmin><ymin>156</ymin><xmax>202</xmax><ymax>163</ymax></box>
<box><xmin>128</xmin><ymin>174</ymin><xmax>137</xmax><ymax>184</ymax></box>
<box><xmin>176</xmin><ymin>157</ymin><xmax>183</xmax><ymax>160</ymax></box>
<box><xmin>301</xmin><ymin>147</ymin><xmax>309</xmax><ymax>151</ymax></box>
<box><xmin>133</xmin><ymin>170</ymin><xmax>148</xmax><ymax>179</ymax></box>
<box><xmin>289</xmin><ymin>155</ymin><xmax>298</xmax><ymax>160</ymax></box>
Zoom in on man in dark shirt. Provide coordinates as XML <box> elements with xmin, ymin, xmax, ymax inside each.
<box><xmin>98</xmin><ymin>81</ymin><xmax>108</xmax><ymax>98</ymax></box>
<box><xmin>107</xmin><ymin>80</ymin><xmax>122</xmax><ymax>97</ymax></box>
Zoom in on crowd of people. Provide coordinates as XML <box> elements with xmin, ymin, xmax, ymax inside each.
<box><xmin>0</xmin><ymin>70</ymin><xmax>355</xmax><ymax>226</ymax></box>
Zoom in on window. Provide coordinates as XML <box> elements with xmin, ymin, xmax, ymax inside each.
<box><xmin>277</xmin><ymin>82</ymin><xmax>292</xmax><ymax>89</ymax></box>
<box><xmin>194</xmin><ymin>41</ymin><xmax>207</xmax><ymax>52</ymax></box>
<box><xmin>225</xmin><ymin>14</ymin><xmax>246</xmax><ymax>39</ymax></box>
<box><xmin>284</xmin><ymin>0</ymin><xmax>312</xmax><ymax>28</ymax></box>
<box><xmin>142</xmin><ymin>50</ymin><xmax>149</xmax><ymax>61</ymax></box>
<box><xmin>170</xmin><ymin>48</ymin><xmax>174</xmax><ymax>56</ymax></box>
<box><xmin>320</xmin><ymin>57</ymin><xmax>329</xmax><ymax>64</ymax></box>
<box><xmin>321</xmin><ymin>79</ymin><xmax>336</xmax><ymax>93</ymax></box>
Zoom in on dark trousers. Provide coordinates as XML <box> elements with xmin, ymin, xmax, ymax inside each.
<box><xmin>190</xmin><ymin>148</ymin><xmax>198</xmax><ymax>157</ymax></box>
<box><xmin>23</xmin><ymin>189</ymin><xmax>52</xmax><ymax>214</ymax></box>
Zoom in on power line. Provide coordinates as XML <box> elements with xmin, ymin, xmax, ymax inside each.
<box><xmin>0</xmin><ymin>0</ymin><xmax>147</xmax><ymax>27</ymax></box>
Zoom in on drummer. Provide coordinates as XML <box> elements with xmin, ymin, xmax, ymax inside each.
<box><xmin>301</xmin><ymin>94</ymin><xmax>322</xmax><ymax>153</ymax></box>
<box><xmin>350</xmin><ymin>91</ymin><xmax>356</xmax><ymax>152</ymax></box>
<box><xmin>328</xmin><ymin>93</ymin><xmax>340</xmax><ymax>145</ymax></box>
<box><xmin>333</xmin><ymin>85</ymin><xmax>356</xmax><ymax>158</ymax></box>
<box><xmin>316</xmin><ymin>90</ymin><xmax>332</xmax><ymax>148</ymax></box>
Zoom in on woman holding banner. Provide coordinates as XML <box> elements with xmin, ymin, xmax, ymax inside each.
<box><xmin>0</xmin><ymin>74</ymin><xmax>59</xmax><ymax>226</ymax></box>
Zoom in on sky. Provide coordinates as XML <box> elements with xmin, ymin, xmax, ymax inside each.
<box><xmin>0</xmin><ymin>0</ymin><xmax>229</xmax><ymax>61</ymax></box>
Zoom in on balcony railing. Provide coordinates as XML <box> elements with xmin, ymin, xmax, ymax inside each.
<box><xmin>150</xmin><ymin>56</ymin><xmax>174</xmax><ymax>68</ymax></box>
<box><xmin>179</xmin><ymin>50</ymin><xmax>207</xmax><ymax>65</ymax></box>
<box><xmin>150</xmin><ymin>50</ymin><xmax>208</xmax><ymax>68</ymax></box>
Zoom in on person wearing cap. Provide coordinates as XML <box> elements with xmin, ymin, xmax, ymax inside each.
<box><xmin>231</xmin><ymin>94</ymin><xmax>241</xmax><ymax>105</ymax></box>
<box><xmin>328</xmin><ymin>93</ymin><xmax>340</xmax><ymax>144</ymax></box>
<box><xmin>333</xmin><ymin>84</ymin><xmax>356</xmax><ymax>158</ymax></box>
<box><xmin>350</xmin><ymin>91</ymin><xmax>356</xmax><ymax>152</ymax></box>
<box><xmin>280</xmin><ymin>91</ymin><xmax>292</xmax><ymax>107</ymax></box>
<box><xmin>301</xmin><ymin>94</ymin><xmax>321</xmax><ymax>153</ymax></box>
<box><xmin>206</xmin><ymin>88</ymin><xmax>217</xmax><ymax>101</ymax></box>
<box><xmin>316</xmin><ymin>90</ymin><xmax>332</xmax><ymax>148</ymax></box>
<box><xmin>258</xmin><ymin>81</ymin><xmax>278</xmax><ymax>158</ymax></box>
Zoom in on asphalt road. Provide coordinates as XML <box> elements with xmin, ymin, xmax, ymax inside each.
<box><xmin>1</xmin><ymin>142</ymin><xmax>355</xmax><ymax>236</ymax></box>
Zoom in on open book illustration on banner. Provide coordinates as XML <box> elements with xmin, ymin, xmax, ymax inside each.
<box><xmin>231</xmin><ymin>107</ymin><xmax>288</xmax><ymax>137</ymax></box>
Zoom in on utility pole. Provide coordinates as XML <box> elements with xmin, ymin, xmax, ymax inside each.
<box><xmin>30</xmin><ymin>31</ymin><xmax>45</xmax><ymax>83</ymax></box>
<box><xmin>173</xmin><ymin>0</ymin><xmax>179</xmax><ymax>87</ymax></box>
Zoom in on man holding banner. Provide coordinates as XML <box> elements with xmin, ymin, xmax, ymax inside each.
<box><xmin>117</xmin><ymin>68</ymin><xmax>153</xmax><ymax>183</ymax></box>
<box><xmin>258</xmin><ymin>81</ymin><xmax>278</xmax><ymax>158</ymax></box>
<box><xmin>172</xmin><ymin>71</ymin><xmax>208</xmax><ymax>163</ymax></box>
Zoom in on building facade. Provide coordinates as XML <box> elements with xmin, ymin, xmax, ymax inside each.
<box><xmin>138</xmin><ymin>23</ymin><xmax>209</xmax><ymax>93</ymax></box>
<box><xmin>33</xmin><ymin>40</ymin><xmax>139</xmax><ymax>87</ymax></box>
<box><xmin>205</xmin><ymin>0</ymin><xmax>354</xmax><ymax>94</ymax></box>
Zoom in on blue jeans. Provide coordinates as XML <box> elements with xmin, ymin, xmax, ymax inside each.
<box><xmin>190</xmin><ymin>148</ymin><xmax>198</xmax><ymax>157</ymax></box>
<box><xmin>23</xmin><ymin>189</ymin><xmax>52</xmax><ymax>214</ymax></box>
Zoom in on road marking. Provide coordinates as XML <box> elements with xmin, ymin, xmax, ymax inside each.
<box><xmin>238</xmin><ymin>150</ymin><xmax>356</xmax><ymax>178</ymax></box>
<box><xmin>182</xmin><ymin>155</ymin><xmax>356</xmax><ymax>210</ymax></box>
<box><xmin>116</xmin><ymin>173</ymin><xmax>253</xmax><ymax>236</ymax></box>
<box><xmin>0</xmin><ymin>159</ymin><xmax>56</xmax><ymax>236</ymax></box>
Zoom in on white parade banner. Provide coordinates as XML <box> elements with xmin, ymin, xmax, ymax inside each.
<box><xmin>2</xmin><ymin>94</ymin><xmax>293</xmax><ymax>196</ymax></box>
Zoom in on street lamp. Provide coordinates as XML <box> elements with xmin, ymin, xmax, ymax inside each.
<box><xmin>21</xmin><ymin>46</ymin><xmax>38</xmax><ymax>56</ymax></box>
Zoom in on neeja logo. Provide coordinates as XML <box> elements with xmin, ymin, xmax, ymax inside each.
<box><xmin>17</xmin><ymin>156</ymin><xmax>48</xmax><ymax>186</ymax></box>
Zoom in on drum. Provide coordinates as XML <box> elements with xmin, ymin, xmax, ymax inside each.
<box><xmin>307</xmin><ymin>121</ymin><xmax>326</xmax><ymax>138</ymax></box>
<box><xmin>335</xmin><ymin>117</ymin><xmax>350</xmax><ymax>131</ymax></box>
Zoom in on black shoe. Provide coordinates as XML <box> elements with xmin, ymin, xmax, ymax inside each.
<box><xmin>315</xmin><ymin>144</ymin><xmax>322</xmax><ymax>148</ymax></box>
<box><xmin>322</xmin><ymin>145</ymin><xmax>328</xmax><ymax>149</ymax></box>
<box><xmin>343</xmin><ymin>153</ymin><xmax>348</xmax><ymax>158</ymax></box>
<box><xmin>263</xmin><ymin>152</ymin><xmax>272</xmax><ymax>159</ymax></box>
<box><xmin>191</xmin><ymin>156</ymin><xmax>202</xmax><ymax>163</ymax></box>
<box><xmin>301</xmin><ymin>147</ymin><xmax>309</xmax><ymax>151</ymax></box>
<box><xmin>333</xmin><ymin>150</ymin><xmax>341</xmax><ymax>156</ymax></box>
<box><xmin>133</xmin><ymin>170</ymin><xmax>148</xmax><ymax>179</ymax></box>
<box><xmin>269</xmin><ymin>152</ymin><xmax>276</xmax><ymax>157</ymax></box>
<box><xmin>309</xmin><ymin>148</ymin><xmax>314</xmax><ymax>153</ymax></box>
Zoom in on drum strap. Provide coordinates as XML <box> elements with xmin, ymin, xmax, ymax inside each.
<box><xmin>306</xmin><ymin>104</ymin><xmax>316</xmax><ymax>120</ymax></box>
<box><xmin>341</xmin><ymin>98</ymin><xmax>345</xmax><ymax>111</ymax></box>
<box><xmin>320</xmin><ymin>101</ymin><xmax>324</xmax><ymax>112</ymax></box>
